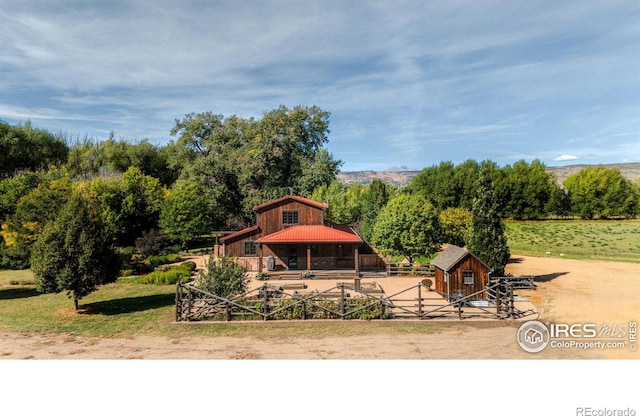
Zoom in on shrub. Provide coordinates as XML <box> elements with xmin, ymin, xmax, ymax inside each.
<box><xmin>135</xmin><ymin>229</ymin><xmax>169</xmax><ymax>257</ymax></box>
<box><xmin>255</xmin><ymin>272</ymin><xmax>270</xmax><ymax>281</ymax></box>
<box><xmin>146</xmin><ymin>253</ymin><xmax>182</xmax><ymax>266</ymax></box>
<box><xmin>180</xmin><ymin>261</ymin><xmax>197</xmax><ymax>272</ymax></box>
<box><xmin>198</xmin><ymin>255</ymin><xmax>249</xmax><ymax>297</ymax></box>
<box><xmin>123</xmin><ymin>262</ymin><xmax>195</xmax><ymax>285</ymax></box>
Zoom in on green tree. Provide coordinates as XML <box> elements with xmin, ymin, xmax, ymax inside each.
<box><xmin>159</xmin><ymin>180</ymin><xmax>220</xmax><ymax>247</ymax></box>
<box><xmin>1</xmin><ymin>176</ymin><xmax>72</xmax><ymax>269</ymax></box>
<box><xmin>197</xmin><ymin>255</ymin><xmax>249</xmax><ymax>298</ymax></box>
<box><xmin>546</xmin><ymin>184</ymin><xmax>572</xmax><ymax>218</ymax></box>
<box><xmin>439</xmin><ymin>207</ymin><xmax>472</xmax><ymax>247</ymax></box>
<box><xmin>310</xmin><ymin>180</ymin><xmax>364</xmax><ymax>226</ymax></box>
<box><xmin>30</xmin><ymin>192</ymin><xmax>120</xmax><ymax>310</ymax></box>
<box><xmin>170</xmin><ymin>106</ymin><xmax>341</xmax><ymax>225</ymax></box>
<box><xmin>0</xmin><ymin>171</ymin><xmax>42</xmax><ymax>219</ymax></box>
<box><xmin>359</xmin><ymin>179</ymin><xmax>394</xmax><ymax>241</ymax></box>
<box><xmin>370</xmin><ymin>193</ymin><xmax>441</xmax><ymax>263</ymax></box>
<box><xmin>0</xmin><ymin>121</ymin><xmax>68</xmax><ymax>178</ymax></box>
<box><xmin>499</xmin><ymin>159</ymin><xmax>555</xmax><ymax>219</ymax></box>
<box><xmin>87</xmin><ymin>167</ymin><xmax>164</xmax><ymax>246</ymax></box>
<box><xmin>453</xmin><ymin>159</ymin><xmax>481</xmax><ymax>210</ymax></box>
<box><xmin>409</xmin><ymin>161</ymin><xmax>457</xmax><ymax>211</ymax></box>
<box><xmin>564</xmin><ymin>166</ymin><xmax>640</xmax><ymax>219</ymax></box>
<box><xmin>467</xmin><ymin>163</ymin><xmax>510</xmax><ymax>276</ymax></box>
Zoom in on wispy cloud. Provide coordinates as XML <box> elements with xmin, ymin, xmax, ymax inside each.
<box><xmin>554</xmin><ymin>155</ymin><xmax>580</xmax><ymax>162</ymax></box>
<box><xmin>1</xmin><ymin>1</ymin><xmax>638</xmax><ymax>170</ymax></box>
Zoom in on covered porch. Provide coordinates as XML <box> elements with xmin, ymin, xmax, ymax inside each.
<box><xmin>255</xmin><ymin>224</ymin><xmax>363</xmax><ymax>274</ymax></box>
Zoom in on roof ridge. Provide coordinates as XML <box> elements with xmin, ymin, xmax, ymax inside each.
<box><xmin>252</xmin><ymin>195</ymin><xmax>328</xmax><ymax>212</ymax></box>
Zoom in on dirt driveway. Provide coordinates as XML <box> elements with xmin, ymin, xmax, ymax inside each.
<box><xmin>0</xmin><ymin>255</ymin><xmax>638</xmax><ymax>360</ymax></box>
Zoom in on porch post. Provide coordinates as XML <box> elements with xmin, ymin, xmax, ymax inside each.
<box><xmin>306</xmin><ymin>244</ymin><xmax>311</xmax><ymax>270</ymax></box>
<box><xmin>258</xmin><ymin>243</ymin><xmax>263</xmax><ymax>273</ymax></box>
<box><xmin>354</xmin><ymin>245</ymin><xmax>360</xmax><ymax>275</ymax></box>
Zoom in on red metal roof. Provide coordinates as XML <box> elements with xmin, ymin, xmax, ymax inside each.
<box><xmin>256</xmin><ymin>225</ymin><xmax>362</xmax><ymax>244</ymax></box>
<box><xmin>219</xmin><ymin>225</ymin><xmax>260</xmax><ymax>242</ymax></box>
<box><xmin>253</xmin><ymin>195</ymin><xmax>327</xmax><ymax>213</ymax></box>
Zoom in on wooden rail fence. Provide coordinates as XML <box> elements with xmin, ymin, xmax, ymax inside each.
<box><xmin>175</xmin><ymin>280</ymin><xmax>536</xmax><ymax>322</ymax></box>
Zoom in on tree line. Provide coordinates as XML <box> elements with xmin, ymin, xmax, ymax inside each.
<box><xmin>2</xmin><ymin>110</ymin><xmax>639</xmax><ymax>305</ymax></box>
<box><xmin>0</xmin><ymin>106</ymin><xmax>341</xmax><ymax>271</ymax></box>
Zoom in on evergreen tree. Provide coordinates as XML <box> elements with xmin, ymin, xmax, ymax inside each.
<box><xmin>30</xmin><ymin>192</ymin><xmax>120</xmax><ymax>310</ymax></box>
<box><xmin>467</xmin><ymin>163</ymin><xmax>510</xmax><ymax>276</ymax></box>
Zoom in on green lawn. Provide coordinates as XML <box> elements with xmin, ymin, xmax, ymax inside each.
<box><xmin>0</xmin><ymin>270</ymin><xmax>438</xmax><ymax>337</ymax></box>
<box><xmin>505</xmin><ymin>219</ymin><xmax>640</xmax><ymax>262</ymax></box>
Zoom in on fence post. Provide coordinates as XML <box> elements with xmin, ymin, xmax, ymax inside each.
<box><xmin>187</xmin><ymin>287</ymin><xmax>194</xmax><ymax>322</ymax></box>
<box><xmin>340</xmin><ymin>284</ymin><xmax>345</xmax><ymax>319</ymax></box>
<box><xmin>496</xmin><ymin>282</ymin><xmax>502</xmax><ymax>317</ymax></box>
<box><xmin>418</xmin><ymin>283</ymin><xmax>422</xmax><ymax>318</ymax></box>
<box><xmin>263</xmin><ymin>283</ymin><xmax>269</xmax><ymax>321</ymax></box>
<box><xmin>175</xmin><ymin>282</ymin><xmax>182</xmax><ymax>322</ymax></box>
<box><xmin>509</xmin><ymin>284</ymin><xmax>515</xmax><ymax>318</ymax></box>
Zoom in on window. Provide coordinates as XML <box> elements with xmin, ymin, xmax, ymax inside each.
<box><xmin>463</xmin><ymin>270</ymin><xmax>474</xmax><ymax>285</ymax></box>
<box><xmin>282</xmin><ymin>210</ymin><xmax>299</xmax><ymax>225</ymax></box>
<box><xmin>244</xmin><ymin>241</ymin><xmax>256</xmax><ymax>256</ymax></box>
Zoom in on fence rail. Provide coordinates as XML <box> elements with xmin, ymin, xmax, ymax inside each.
<box><xmin>175</xmin><ymin>280</ymin><xmax>536</xmax><ymax>322</ymax></box>
<box><xmin>386</xmin><ymin>263</ymin><xmax>435</xmax><ymax>276</ymax></box>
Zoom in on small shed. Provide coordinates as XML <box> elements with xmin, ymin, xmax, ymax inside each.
<box><xmin>431</xmin><ymin>245</ymin><xmax>491</xmax><ymax>301</ymax></box>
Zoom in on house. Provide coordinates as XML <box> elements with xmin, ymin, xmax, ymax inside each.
<box><xmin>431</xmin><ymin>245</ymin><xmax>491</xmax><ymax>300</ymax></box>
<box><xmin>219</xmin><ymin>195</ymin><xmax>367</xmax><ymax>273</ymax></box>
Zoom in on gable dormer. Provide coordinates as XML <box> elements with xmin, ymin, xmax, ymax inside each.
<box><xmin>253</xmin><ymin>195</ymin><xmax>327</xmax><ymax>236</ymax></box>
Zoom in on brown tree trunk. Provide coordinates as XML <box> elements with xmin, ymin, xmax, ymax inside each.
<box><xmin>74</xmin><ymin>296</ymin><xmax>79</xmax><ymax>311</ymax></box>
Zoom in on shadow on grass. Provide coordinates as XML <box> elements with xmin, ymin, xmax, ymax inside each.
<box><xmin>534</xmin><ymin>272</ymin><xmax>569</xmax><ymax>283</ymax></box>
<box><xmin>0</xmin><ymin>287</ymin><xmax>40</xmax><ymax>300</ymax></box>
<box><xmin>80</xmin><ymin>294</ymin><xmax>175</xmax><ymax>315</ymax></box>
<box><xmin>508</xmin><ymin>257</ymin><xmax>524</xmax><ymax>264</ymax></box>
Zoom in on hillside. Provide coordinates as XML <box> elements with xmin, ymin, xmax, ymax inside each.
<box><xmin>337</xmin><ymin>162</ymin><xmax>640</xmax><ymax>187</ymax></box>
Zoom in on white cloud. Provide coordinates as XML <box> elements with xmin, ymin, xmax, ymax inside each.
<box><xmin>554</xmin><ymin>155</ymin><xmax>580</xmax><ymax>161</ymax></box>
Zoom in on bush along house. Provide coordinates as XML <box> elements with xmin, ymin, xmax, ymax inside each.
<box><xmin>219</xmin><ymin>195</ymin><xmax>376</xmax><ymax>274</ymax></box>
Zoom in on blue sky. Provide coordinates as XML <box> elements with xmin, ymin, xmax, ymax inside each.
<box><xmin>1</xmin><ymin>1</ymin><xmax>639</xmax><ymax>171</ymax></box>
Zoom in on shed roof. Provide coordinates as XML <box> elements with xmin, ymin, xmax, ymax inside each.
<box><xmin>253</xmin><ymin>195</ymin><xmax>327</xmax><ymax>213</ymax></box>
<box><xmin>219</xmin><ymin>225</ymin><xmax>260</xmax><ymax>243</ymax></box>
<box><xmin>255</xmin><ymin>224</ymin><xmax>362</xmax><ymax>244</ymax></box>
<box><xmin>431</xmin><ymin>245</ymin><xmax>489</xmax><ymax>272</ymax></box>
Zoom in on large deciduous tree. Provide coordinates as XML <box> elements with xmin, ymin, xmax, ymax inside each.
<box><xmin>30</xmin><ymin>192</ymin><xmax>120</xmax><ymax>310</ymax></box>
<box><xmin>170</xmin><ymin>106</ymin><xmax>341</xmax><ymax>226</ymax></box>
<box><xmin>564</xmin><ymin>166</ymin><xmax>639</xmax><ymax>219</ymax></box>
<box><xmin>0</xmin><ymin>121</ymin><xmax>68</xmax><ymax>178</ymax></box>
<box><xmin>370</xmin><ymin>193</ymin><xmax>441</xmax><ymax>263</ymax></box>
<box><xmin>439</xmin><ymin>207</ymin><xmax>472</xmax><ymax>247</ymax></box>
<box><xmin>159</xmin><ymin>180</ymin><xmax>221</xmax><ymax>248</ymax></box>
<box><xmin>467</xmin><ymin>163</ymin><xmax>510</xmax><ymax>276</ymax></box>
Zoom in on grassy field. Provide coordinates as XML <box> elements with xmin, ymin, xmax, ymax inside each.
<box><xmin>505</xmin><ymin>219</ymin><xmax>640</xmax><ymax>262</ymax></box>
<box><xmin>0</xmin><ymin>270</ymin><xmax>438</xmax><ymax>337</ymax></box>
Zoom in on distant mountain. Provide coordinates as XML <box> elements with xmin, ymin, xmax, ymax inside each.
<box><xmin>547</xmin><ymin>163</ymin><xmax>640</xmax><ymax>185</ymax></box>
<box><xmin>337</xmin><ymin>162</ymin><xmax>640</xmax><ymax>187</ymax></box>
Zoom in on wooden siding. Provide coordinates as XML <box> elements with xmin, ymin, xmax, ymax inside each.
<box><xmin>256</xmin><ymin>200</ymin><xmax>324</xmax><ymax>236</ymax></box>
<box><xmin>433</xmin><ymin>254</ymin><xmax>488</xmax><ymax>300</ymax></box>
